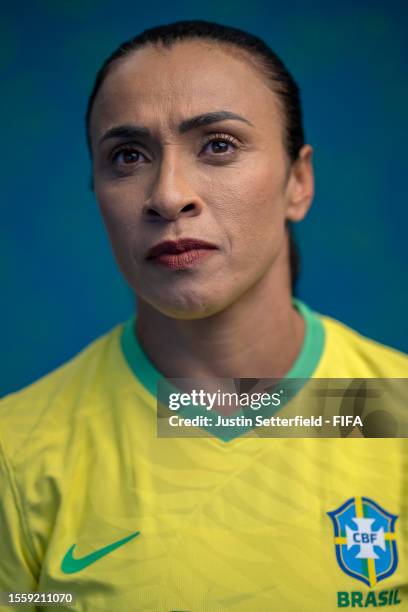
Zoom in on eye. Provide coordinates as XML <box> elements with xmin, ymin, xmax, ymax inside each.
<box><xmin>111</xmin><ymin>145</ymin><xmax>148</xmax><ymax>167</ymax></box>
<box><xmin>201</xmin><ymin>133</ymin><xmax>239</xmax><ymax>156</ymax></box>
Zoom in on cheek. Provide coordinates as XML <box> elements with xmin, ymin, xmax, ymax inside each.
<box><xmin>212</xmin><ymin>164</ymin><xmax>287</xmax><ymax>259</ymax></box>
<box><xmin>94</xmin><ymin>185</ymin><xmax>149</xmax><ymax>281</ymax></box>
<box><xmin>96</xmin><ymin>184</ymin><xmax>139</xmax><ymax>244</ymax></box>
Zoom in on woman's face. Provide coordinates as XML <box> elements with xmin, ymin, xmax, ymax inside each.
<box><xmin>90</xmin><ymin>40</ymin><xmax>313</xmax><ymax>319</ymax></box>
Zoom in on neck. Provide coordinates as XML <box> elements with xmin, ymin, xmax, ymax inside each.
<box><xmin>135</xmin><ymin>258</ymin><xmax>304</xmax><ymax>380</ymax></box>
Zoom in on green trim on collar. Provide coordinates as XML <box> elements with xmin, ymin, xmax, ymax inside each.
<box><xmin>121</xmin><ymin>299</ymin><xmax>325</xmax><ymax>441</ymax></box>
<box><xmin>121</xmin><ymin>317</ymin><xmax>158</xmax><ymax>399</ymax></box>
<box><xmin>287</xmin><ymin>299</ymin><xmax>325</xmax><ymax>379</ymax></box>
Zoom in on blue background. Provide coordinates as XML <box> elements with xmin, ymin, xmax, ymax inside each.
<box><xmin>2</xmin><ymin>1</ymin><xmax>407</xmax><ymax>397</ymax></box>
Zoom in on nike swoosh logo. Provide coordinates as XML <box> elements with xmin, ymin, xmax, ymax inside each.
<box><xmin>61</xmin><ymin>531</ymin><xmax>140</xmax><ymax>574</ymax></box>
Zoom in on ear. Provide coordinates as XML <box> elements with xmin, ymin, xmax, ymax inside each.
<box><xmin>285</xmin><ymin>144</ymin><xmax>314</xmax><ymax>222</ymax></box>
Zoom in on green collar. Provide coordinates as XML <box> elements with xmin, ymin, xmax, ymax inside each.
<box><xmin>121</xmin><ymin>299</ymin><xmax>325</xmax><ymax>441</ymax></box>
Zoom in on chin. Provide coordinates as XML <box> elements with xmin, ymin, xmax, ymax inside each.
<box><xmin>139</xmin><ymin>285</ymin><xmax>229</xmax><ymax>320</ymax></box>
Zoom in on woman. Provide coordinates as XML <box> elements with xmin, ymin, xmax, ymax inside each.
<box><xmin>1</xmin><ymin>20</ymin><xmax>407</xmax><ymax>611</ymax></box>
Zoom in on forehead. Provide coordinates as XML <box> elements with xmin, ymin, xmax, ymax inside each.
<box><xmin>90</xmin><ymin>40</ymin><xmax>283</xmax><ymax>138</ymax></box>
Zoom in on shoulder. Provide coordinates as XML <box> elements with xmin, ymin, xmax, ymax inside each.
<box><xmin>0</xmin><ymin>322</ymin><xmax>131</xmax><ymax>577</ymax></box>
<box><xmin>0</xmin><ymin>323</ymin><xmax>125</xmax><ymax>461</ymax></box>
<box><xmin>317</xmin><ymin>312</ymin><xmax>408</xmax><ymax>377</ymax></box>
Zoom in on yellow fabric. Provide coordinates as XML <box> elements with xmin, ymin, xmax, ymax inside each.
<box><xmin>0</xmin><ymin>309</ymin><xmax>407</xmax><ymax>611</ymax></box>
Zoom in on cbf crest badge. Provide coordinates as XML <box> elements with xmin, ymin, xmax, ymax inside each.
<box><xmin>327</xmin><ymin>497</ymin><xmax>398</xmax><ymax>588</ymax></box>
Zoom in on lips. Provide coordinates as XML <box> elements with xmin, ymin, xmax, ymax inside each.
<box><xmin>146</xmin><ymin>238</ymin><xmax>217</xmax><ymax>259</ymax></box>
<box><xmin>146</xmin><ymin>238</ymin><xmax>218</xmax><ymax>271</ymax></box>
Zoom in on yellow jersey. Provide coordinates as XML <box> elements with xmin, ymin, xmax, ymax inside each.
<box><xmin>0</xmin><ymin>301</ymin><xmax>407</xmax><ymax>611</ymax></box>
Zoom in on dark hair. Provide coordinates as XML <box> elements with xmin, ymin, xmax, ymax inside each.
<box><xmin>85</xmin><ymin>20</ymin><xmax>305</xmax><ymax>291</ymax></box>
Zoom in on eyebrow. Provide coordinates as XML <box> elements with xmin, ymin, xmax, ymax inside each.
<box><xmin>98</xmin><ymin>111</ymin><xmax>253</xmax><ymax>146</ymax></box>
<box><xmin>179</xmin><ymin>111</ymin><xmax>253</xmax><ymax>133</ymax></box>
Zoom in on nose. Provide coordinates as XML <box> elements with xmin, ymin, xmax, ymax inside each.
<box><xmin>143</xmin><ymin>153</ymin><xmax>202</xmax><ymax>221</ymax></box>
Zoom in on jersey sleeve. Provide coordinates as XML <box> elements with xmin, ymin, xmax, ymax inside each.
<box><xmin>0</xmin><ymin>438</ymin><xmax>39</xmax><ymax>600</ymax></box>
